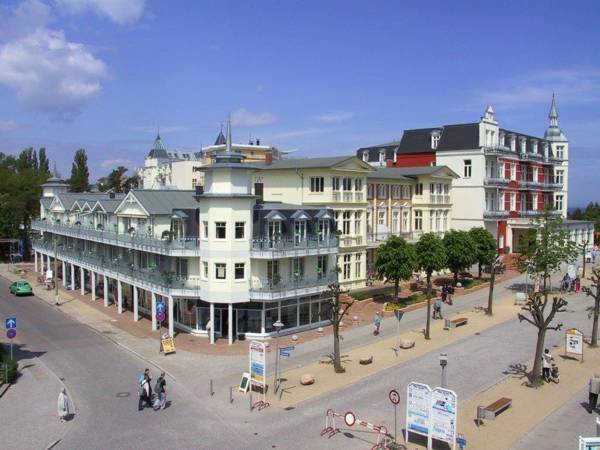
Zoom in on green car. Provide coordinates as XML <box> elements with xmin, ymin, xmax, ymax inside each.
<box><xmin>9</xmin><ymin>280</ymin><xmax>33</xmax><ymax>296</ymax></box>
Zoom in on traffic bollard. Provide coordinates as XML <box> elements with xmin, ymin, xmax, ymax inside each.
<box><xmin>249</xmin><ymin>391</ymin><xmax>253</xmax><ymax>411</ymax></box>
<box><xmin>209</xmin><ymin>379</ymin><xmax>214</xmax><ymax>396</ymax></box>
<box><xmin>229</xmin><ymin>386</ymin><xmax>233</xmax><ymax>404</ymax></box>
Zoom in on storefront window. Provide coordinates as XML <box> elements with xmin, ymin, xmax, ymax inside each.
<box><xmin>280</xmin><ymin>299</ymin><xmax>298</xmax><ymax>329</ymax></box>
<box><xmin>299</xmin><ymin>300</ymin><xmax>310</xmax><ymax>326</ymax></box>
<box><xmin>237</xmin><ymin>310</ymin><xmax>262</xmax><ymax>334</ymax></box>
<box><xmin>265</xmin><ymin>308</ymin><xmax>278</xmax><ymax>333</ymax></box>
<box><xmin>311</xmin><ymin>300</ymin><xmax>320</xmax><ymax>323</ymax></box>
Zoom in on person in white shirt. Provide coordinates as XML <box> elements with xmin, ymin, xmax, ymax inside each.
<box><xmin>542</xmin><ymin>348</ymin><xmax>553</xmax><ymax>381</ymax></box>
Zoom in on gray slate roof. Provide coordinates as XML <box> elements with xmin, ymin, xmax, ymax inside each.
<box><xmin>369</xmin><ymin>166</ymin><xmax>459</xmax><ymax>179</ymax></box>
<box><xmin>129</xmin><ymin>190</ymin><xmax>198</xmax><ymax>215</ymax></box>
<box><xmin>253</xmin><ymin>156</ymin><xmax>368</xmax><ymax>170</ymax></box>
<box><xmin>40</xmin><ymin>197</ymin><xmax>53</xmax><ymax>209</ymax></box>
<box><xmin>367</xmin><ymin>168</ymin><xmax>414</xmax><ymax>181</ymax></box>
<box><xmin>54</xmin><ymin>193</ymin><xmax>125</xmax><ymax>210</ymax></box>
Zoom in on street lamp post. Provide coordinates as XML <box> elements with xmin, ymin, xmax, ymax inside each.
<box><xmin>439</xmin><ymin>352</ymin><xmax>448</xmax><ymax>388</ymax></box>
<box><xmin>273</xmin><ymin>320</ymin><xmax>284</xmax><ymax>393</ymax></box>
<box><xmin>53</xmin><ymin>229</ymin><xmax>59</xmax><ymax>306</ymax></box>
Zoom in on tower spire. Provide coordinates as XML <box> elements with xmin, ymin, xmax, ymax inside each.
<box><xmin>548</xmin><ymin>92</ymin><xmax>559</xmax><ymax>127</ymax></box>
<box><xmin>544</xmin><ymin>93</ymin><xmax>567</xmax><ymax>141</ymax></box>
<box><xmin>226</xmin><ymin>114</ymin><xmax>232</xmax><ymax>152</ymax></box>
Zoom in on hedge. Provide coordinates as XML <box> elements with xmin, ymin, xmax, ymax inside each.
<box><xmin>0</xmin><ymin>347</ymin><xmax>18</xmax><ymax>384</ymax></box>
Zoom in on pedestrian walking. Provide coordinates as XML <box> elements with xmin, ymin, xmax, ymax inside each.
<box><xmin>447</xmin><ymin>284</ymin><xmax>454</xmax><ymax>305</ymax></box>
<box><xmin>441</xmin><ymin>284</ymin><xmax>448</xmax><ymax>303</ymax></box>
<box><xmin>589</xmin><ymin>374</ymin><xmax>600</xmax><ymax>413</ymax></box>
<box><xmin>542</xmin><ymin>349</ymin><xmax>553</xmax><ymax>382</ymax></box>
<box><xmin>433</xmin><ymin>298</ymin><xmax>443</xmax><ymax>320</ymax></box>
<box><xmin>138</xmin><ymin>372</ymin><xmax>152</xmax><ymax>411</ymax></box>
<box><xmin>155</xmin><ymin>372</ymin><xmax>167</xmax><ymax>410</ymax></box>
<box><xmin>57</xmin><ymin>388</ymin><xmax>70</xmax><ymax>423</ymax></box>
<box><xmin>373</xmin><ymin>312</ymin><xmax>381</xmax><ymax>335</ymax></box>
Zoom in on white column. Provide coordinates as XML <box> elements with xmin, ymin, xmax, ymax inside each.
<box><xmin>70</xmin><ymin>264</ymin><xmax>75</xmax><ymax>290</ymax></box>
<box><xmin>209</xmin><ymin>303</ymin><xmax>215</xmax><ymax>344</ymax></box>
<box><xmin>61</xmin><ymin>261</ymin><xmax>66</xmax><ymax>287</ymax></box>
<box><xmin>103</xmin><ymin>275</ymin><xmax>109</xmax><ymax>307</ymax></box>
<box><xmin>133</xmin><ymin>286</ymin><xmax>139</xmax><ymax>322</ymax></box>
<box><xmin>34</xmin><ymin>252</ymin><xmax>38</xmax><ymax>272</ymax></box>
<box><xmin>80</xmin><ymin>267</ymin><xmax>85</xmax><ymax>295</ymax></box>
<box><xmin>228</xmin><ymin>303</ymin><xmax>233</xmax><ymax>346</ymax></box>
<box><xmin>168</xmin><ymin>295</ymin><xmax>174</xmax><ymax>337</ymax></box>
<box><xmin>91</xmin><ymin>271</ymin><xmax>96</xmax><ymax>301</ymax></box>
<box><xmin>46</xmin><ymin>254</ymin><xmax>51</xmax><ymax>274</ymax></box>
<box><xmin>151</xmin><ymin>292</ymin><xmax>157</xmax><ymax>331</ymax></box>
<box><xmin>117</xmin><ymin>280</ymin><xmax>122</xmax><ymax>314</ymax></box>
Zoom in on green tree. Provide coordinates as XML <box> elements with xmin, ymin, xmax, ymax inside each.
<box><xmin>375</xmin><ymin>236</ymin><xmax>417</xmax><ymax>301</ymax></box>
<box><xmin>443</xmin><ymin>229</ymin><xmax>478</xmax><ymax>283</ymax></box>
<box><xmin>416</xmin><ymin>233</ymin><xmax>447</xmax><ymax>340</ymax></box>
<box><xmin>469</xmin><ymin>227</ymin><xmax>497</xmax><ymax>279</ymax></box>
<box><xmin>38</xmin><ymin>148</ymin><xmax>50</xmax><ymax>175</ymax></box>
<box><xmin>69</xmin><ymin>149</ymin><xmax>90</xmax><ymax>192</ymax></box>
<box><xmin>583</xmin><ymin>267</ymin><xmax>600</xmax><ymax>347</ymax></box>
<box><xmin>97</xmin><ymin>166</ymin><xmax>139</xmax><ymax>193</ymax></box>
<box><xmin>517</xmin><ymin>209</ymin><xmax>578</xmax><ymax>386</ymax></box>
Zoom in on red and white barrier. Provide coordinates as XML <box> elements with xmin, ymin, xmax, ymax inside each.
<box><xmin>320</xmin><ymin>408</ymin><xmax>390</xmax><ymax>450</ymax></box>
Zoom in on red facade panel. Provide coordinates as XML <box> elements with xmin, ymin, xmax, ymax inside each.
<box><xmin>394</xmin><ymin>153</ymin><xmax>436</xmax><ymax>167</ymax></box>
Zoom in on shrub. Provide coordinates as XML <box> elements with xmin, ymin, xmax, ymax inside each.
<box><xmin>0</xmin><ymin>348</ymin><xmax>18</xmax><ymax>384</ymax></box>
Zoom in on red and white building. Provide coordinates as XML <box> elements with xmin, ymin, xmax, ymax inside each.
<box><xmin>358</xmin><ymin>97</ymin><xmax>594</xmax><ymax>252</ymax></box>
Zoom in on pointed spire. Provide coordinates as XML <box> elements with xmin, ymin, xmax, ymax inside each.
<box><xmin>226</xmin><ymin>114</ymin><xmax>232</xmax><ymax>152</ymax></box>
<box><xmin>153</xmin><ymin>132</ymin><xmax>165</xmax><ymax>151</ymax></box>
<box><xmin>548</xmin><ymin>93</ymin><xmax>559</xmax><ymax>127</ymax></box>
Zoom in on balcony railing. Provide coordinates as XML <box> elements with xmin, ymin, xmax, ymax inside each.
<box><xmin>483</xmin><ymin>210</ymin><xmax>509</xmax><ymax>219</ymax></box>
<box><xmin>520</xmin><ymin>181</ymin><xmax>564</xmax><ymax>191</ymax></box>
<box><xmin>332</xmin><ymin>191</ymin><xmax>365</xmax><ymax>203</ymax></box>
<box><xmin>32</xmin><ymin>239</ymin><xmax>201</xmax><ymax>295</ymax></box>
<box><xmin>251</xmin><ymin>236</ymin><xmax>338</xmax><ymax>255</ymax></box>
<box><xmin>484</xmin><ymin>146</ymin><xmax>565</xmax><ymax>165</ymax></box>
<box><xmin>367</xmin><ymin>231</ymin><xmax>421</xmax><ymax>243</ymax></box>
<box><xmin>428</xmin><ymin>195</ymin><xmax>451</xmax><ymax>204</ymax></box>
<box><xmin>483</xmin><ymin>145</ymin><xmax>514</xmax><ymax>156</ymax></box>
<box><xmin>249</xmin><ymin>273</ymin><xmax>336</xmax><ymax>299</ymax></box>
<box><xmin>484</xmin><ymin>177</ymin><xmax>510</xmax><ymax>187</ymax></box>
<box><xmin>32</xmin><ymin>219</ymin><xmax>200</xmax><ymax>256</ymax></box>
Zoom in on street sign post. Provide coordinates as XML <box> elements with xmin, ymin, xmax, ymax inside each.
<box><xmin>394</xmin><ymin>311</ymin><xmax>403</xmax><ymax>353</ymax></box>
<box><xmin>156</xmin><ymin>311</ymin><xmax>166</xmax><ymax>322</ymax></box>
<box><xmin>5</xmin><ymin>317</ymin><xmax>16</xmax><ymax>329</ymax></box>
<box><xmin>389</xmin><ymin>389</ymin><xmax>400</xmax><ymax>442</ymax></box>
<box><xmin>156</xmin><ymin>303</ymin><xmax>166</xmax><ymax>353</ymax></box>
<box><xmin>156</xmin><ymin>302</ymin><xmax>166</xmax><ymax>313</ymax></box>
<box><xmin>279</xmin><ymin>346</ymin><xmax>295</xmax><ymax>358</ymax></box>
<box><xmin>344</xmin><ymin>411</ymin><xmax>356</xmax><ymax>427</ymax></box>
<box><xmin>5</xmin><ymin>317</ymin><xmax>16</xmax><ymax>360</ymax></box>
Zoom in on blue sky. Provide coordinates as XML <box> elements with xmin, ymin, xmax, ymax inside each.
<box><xmin>0</xmin><ymin>0</ymin><xmax>598</xmax><ymax>206</ymax></box>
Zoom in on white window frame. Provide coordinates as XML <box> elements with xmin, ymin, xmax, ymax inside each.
<box><xmin>463</xmin><ymin>159</ymin><xmax>472</xmax><ymax>178</ymax></box>
<box><xmin>215</xmin><ymin>263</ymin><xmax>226</xmax><ymax>280</ymax></box>
<box><xmin>235</xmin><ymin>221</ymin><xmax>245</xmax><ymax>240</ymax></box>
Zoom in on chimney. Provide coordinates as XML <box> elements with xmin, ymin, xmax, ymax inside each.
<box><xmin>265</xmin><ymin>152</ymin><xmax>273</xmax><ymax>165</ymax></box>
<box><xmin>386</xmin><ymin>159</ymin><xmax>394</xmax><ymax>168</ymax></box>
<box><xmin>256</xmin><ymin>138</ymin><xmax>260</xmax><ymax>146</ymax></box>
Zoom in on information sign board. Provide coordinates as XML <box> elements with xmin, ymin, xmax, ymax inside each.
<box><xmin>239</xmin><ymin>372</ymin><xmax>250</xmax><ymax>393</ymax></box>
<box><xmin>160</xmin><ymin>337</ymin><xmax>176</xmax><ymax>354</ymax></box>
<box><xmin>566</xmin><ymin>328</ymin><xmax>584</xmax><ymax>360</ymax></box>
<box><xmin>249</xmin><ymin>340</ymin><xmax>266</xmax><ymax>399</ymax></box>
<box><xmin>406</xmin><ymin>382</ymin><xmax>432</xmax><ymax>437</ymax></box>
<box><xmin>430</xmin><ymin>387</ymin><xmax>458</xmax><ymax>445</ymax></box>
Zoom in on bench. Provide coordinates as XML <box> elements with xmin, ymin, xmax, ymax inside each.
<box><xmin>482</xmin><ymin>397</ymin><xmax>512</xmax><ymax>420</ymax></box>
<box><xmin>445</xmin><ymin>317</ymin><xmax>468</xmax><ymax>329</ymax></box>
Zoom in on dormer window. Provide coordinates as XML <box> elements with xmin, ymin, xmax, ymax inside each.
<box><xmin>431</xmin><ymin>130</ymin><xmax>441</xmax><ymax>150</ymax></box>
<box><xmin>520</xmin><ymin>137</ymin><xmax>527</xmax><ymax>153</ymax></box>
<box><xmin>532</xmin><ymin>140</ymin><xmax>538</xmax><ymax>154</ymax></box>
<box><xmin>378</xmin><ymin>150</ymin><xmax>385</xmax><ymax>165</ymax></box>
<box><xmin>499</xmin><ymin>132</ymin><xmax>505</xmax><ymax>147</ymax></box>
<box><xmin>510</xmin><ymin>135</ymin><xmax>516</xmax><ymax>151</ymax></box>
<box><xmin>362</xmin><ymin>151</ymin><xmax>369</xmax><ymax>162</ymax></box>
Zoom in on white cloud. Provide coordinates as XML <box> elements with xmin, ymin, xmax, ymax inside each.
<box><xmin>0</xmin><ymin>0</ymin><xmax>51</xmax><ymax>41</ymax></box>
<box><xmin>0</xmin><ymin>120</ymin><xmax>18</xmax><ymax>132</ymax></box>
<box><xmin>100</xmin><ymin>158</ymin><xmax>132</xmax><ymax>168</ymax></box>
<box><xmin>231</xmin><ymin>108</ymin><xmax>277</xmax><ymax>127</ymax></box>
<box><xmin>315</xmin><ymin>111</ymin><xmax>354</xmax><ymax>124</ymax></box>
<box><xmin>477</xmin><ymin>68</ymin><xmax>600</xmax><ymax>110</ymax></box>
<box><xmin>55</xmin><ymin>0</ymin><xmax>146</xmax><ymax>25</ymax></box>
<box><xmin>0</xmin><ymin>28</ymin><xmax>108</xmax><ymax>120</ymax></box>
<box><xmin>268</xmin><ymin>128</ymin><xmax>326</xmax><ymax>140</ymax></box>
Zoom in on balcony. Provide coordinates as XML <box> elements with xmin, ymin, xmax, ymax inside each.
<box><xmin>32</xmin><ymin>219</ymin><xmax>200</xmax><ymax>256</ymax></box>
<box><xmin>428</xmin><ymin>195</ymin><xmax>451</xmax><ymax>204</ymax></box>
<box><xmin>250</xmin><ymin>236</ymin><xmax>338</xmax><ymax>258</ymax></box>
<box><xmin>367</xmin><ymin>231</ymin><xmax>420</xmax><ymax>246</ymax></box>
<box><xmin>521</xmin><ymin>152</ymin><xmax>544</xmax><ymax>162</ymax></box>
<box><xmin>332</xmin><ymin>191</ymin><xmax>366</xmax><ymax>203</ymax></box>
<box><xmin>32</xmin><ymin>239</ymin><xmax>201</xmax><ymax>297</ymax></box>
<box><xmin>483</xmin><ymin>145</ymin><xmax>515</xmax><ymax>156</ymax></box>
<box><xmin>484</xmin><ymin>177</ymin><xmax>510</xmax><ymax>187</ymax></box>
<box><xmin>339</xmin><ymin>235</ymin><xmax>363</xmax><ymax>247</ymax></box>
<box><xmin>483</xmin><ymin>210</ymin><xmax>509</xmax><ymax>219</ymax></box>
<box><xmin>519</xmin><ymin>181</ymin><xmax>564</xmax><ymax>191</ymax></box>
<box><xmin>249</xmin><ymin>273</ymin><xmax>337</xmax><ymax>301</ymax></box>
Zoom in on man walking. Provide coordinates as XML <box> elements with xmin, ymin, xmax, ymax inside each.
<box><xmin>373</xmin><ymin>312</ymin><xmax>382</xmax><ymax>335</ymax></box>
<box><xmin>57</xmin><ymin>388</ymin><xmax>70</xmax><ymax>423</ymax></box>
<box><xmin>589</xmin><ymin>374</ymin><xmax>600</xmax><ymax>413</ymax></box>
<box><xmin>155</xmin><ymin>372</ymin><xmax>167</xmax><ymax>409</ymax></box>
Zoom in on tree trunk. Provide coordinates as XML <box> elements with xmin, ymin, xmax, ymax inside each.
<box><xmin>425</xmin><ymin>273</ymin><xmax>432</xmax><ymax>340</ymax></box>
<box><xmin>487</xmin><ymin>266</ymin><xmax>496</xmax><ymax>316</ymax></box>
<box><xmin>394</xmin><ymin>278</ymin><xmax>399</xmax><ymax>302</ymax></box>
<box><xmin>333</xmin><ymin>321</ymin><xmax>342</xmax><ymax>372</ymax></box>
<box><xmin>478</xmin><ymin>262</ymin><xmax>482</xmax><ymax>279</ymax></box>
<box><xmin>531</xmin><ymin>327</ymin><xmax>546</xmax><ymax>386</ymax></box>
<box><xmin>592</xmin><ymin>294</ymin><xmax>600</xmax><ymax>347</ymax></box>
<box><xmin>454</xmin><ymin>270</ymin><xmax>458</xmax><ymax>284</ymax></box>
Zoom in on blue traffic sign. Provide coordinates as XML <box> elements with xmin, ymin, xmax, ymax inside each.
<box><xmin>5</xmin><ymin>317</ymin><xmax>16</xmax><ymax>329</ymax></box>
<box><xmin>280</xmin><ymin>346</ymin><xmax>295</xmax><ymax>352</ymax></box>
<box><xmin>156</xmin><ymin>303</ymin><xmax>166</xmax><ymax>313</ymax></box>
<box><xmin>279</xmin><ymin>351</ymin><xmax>291</xmax><ymax>358</ymax></box>
<box><xmin>6</xmin><ymin>329</ymin><xmax>16</xmax><ymax>339</ymax></box>
<box><xmin>156</xmin><ymin>311</ymin><xmax>166</xmax><ymax>322</ymax></box>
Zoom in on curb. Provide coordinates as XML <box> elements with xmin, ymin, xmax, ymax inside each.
<box><xmin>0</xmin><ymin>382</ymin><xmax>11</xmax><ymax>399</ymax></box>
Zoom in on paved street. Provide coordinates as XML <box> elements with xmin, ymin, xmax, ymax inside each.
<box><xmin>0</xmin><ymin>268</ymin><xmax>598</xmax><ymax>450</ymax></box>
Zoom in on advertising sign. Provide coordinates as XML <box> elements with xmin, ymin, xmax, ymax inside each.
<box><xmin>249</xmin><ymin>340</ymin><xmax>266</xmax><ymax>394</ymax></box>
<box><xmin>430</xmin><ymin>387</ymin><xmax>458</xmax><ymax>445</ymax></box>
<box><xmin>160</xmin><ymin>337</ymin><xmax>176</xmax><ymax>354</ymax></box>
<box><xmin>406</xmin><ymin>382</ymin><xmax>432</xmax><ymax>437</ymax></box>
<box><xmin>566</xmin><ymin>328</ymin><xmax>584</xmax><ymax>360</ymax></box>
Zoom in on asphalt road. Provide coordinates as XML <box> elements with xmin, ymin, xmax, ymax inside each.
<box><xmin>0</xmin><ymin>276</ymin><xmax>248</xmax><ymax>450</ymax></box>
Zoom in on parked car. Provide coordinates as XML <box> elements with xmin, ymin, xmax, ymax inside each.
<box><xmin>9</xmin><ymin>280</ymin><xmax>32</xmax><ymax>296</ymax></box>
